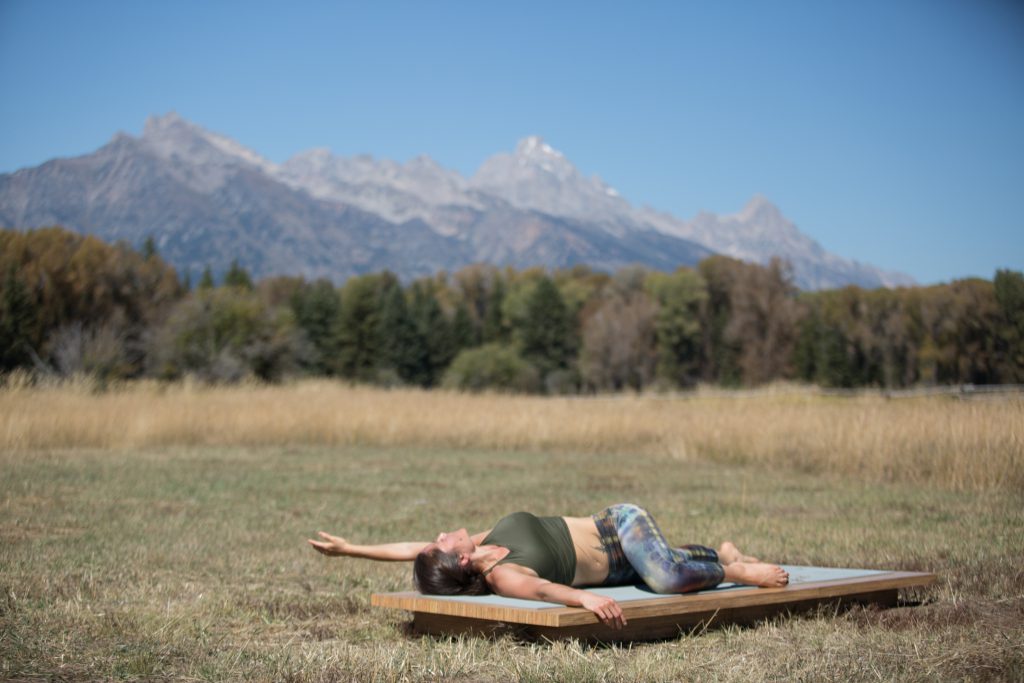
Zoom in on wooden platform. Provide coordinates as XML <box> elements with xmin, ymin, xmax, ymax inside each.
<box><xmin>371</xmin><ymin>566</ymin><xmax>937</xmax><ymax>642</ymax></box>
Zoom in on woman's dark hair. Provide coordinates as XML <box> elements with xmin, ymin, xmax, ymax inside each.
<box><xmin>413</xmin><ymin>548</ymin><xmax>490</xmax><ymax>596</ymax></box>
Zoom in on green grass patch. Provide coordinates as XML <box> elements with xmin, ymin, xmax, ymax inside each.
<box><xmin>2</xmin><ymin>445</ymin><xmax>1022</xmax><ymax>681</ymax></box>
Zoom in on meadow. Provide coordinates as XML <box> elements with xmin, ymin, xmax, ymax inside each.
<box><xmin>1</xmin><ymin>380</ymin><xmax>1022</xmax><ymax>681</ymax></box>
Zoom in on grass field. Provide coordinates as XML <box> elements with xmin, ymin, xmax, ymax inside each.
<box><xmin>2</xmin><ymin>379</ymin><xmax>1021</xmax><ymax>491</ymax></box>
<box><xmin>2</xmin><ymin>383</ymin><xmax>1023</xmax><ymax>681</ymax></box>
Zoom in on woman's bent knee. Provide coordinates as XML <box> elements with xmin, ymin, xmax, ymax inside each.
<box><xmin>642</xmin><ymin>574</ymin><xmax>677</xmax><ymax>594</ymax></box>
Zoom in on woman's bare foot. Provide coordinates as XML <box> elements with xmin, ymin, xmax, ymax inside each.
<box><xmin>723</xmin><ymin>561</ymin><xmax>789</xmax><ymax>588</ymax></box>
<box><xmin>717</xmin><ymin>541</ymin><xmax>760</xmax><ymax>565</ymax></box>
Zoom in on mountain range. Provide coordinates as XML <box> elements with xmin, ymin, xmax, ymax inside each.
<box><xmin>0</xmin><ymin>112</ymin><xmax>913</xmax><ymax>290</ymax></box>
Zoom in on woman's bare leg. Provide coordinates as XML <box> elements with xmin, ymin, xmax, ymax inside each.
<box><xmin>723</xmin><ymin>561</ymin><xmax>789</xmax><ymax>587</ymax></box>
<box><xmin>717</xmin><ymin>541</ymin><xmax>760</xmax><ymax>565</ymax></box>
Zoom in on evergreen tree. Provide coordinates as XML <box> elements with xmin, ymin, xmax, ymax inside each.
<box><xmin>290</xmin><ymin>279</ymin><xmax>342</xmax><ymax>375</ymax></box>
<box><xmin>482</xmin><ymin>277</ymin><xmax>507</xmax><ymax>343</ymax></box>
<box><xmin>334</xmin><ymin>274</ymin><xmax>387</xmax><ymax>380</ymax></box>
<box><xmin>451</xmin><ymin>301</ymin><xmax>478</xmax><ymax>352</ymax></box>
<box><xmin>646</xmin><ymin>269</ymin><xmax>707</xmax><ymax>387</ymax></box>
<box><xmin>794</xmin><ymin>290</ymin><xmax>858</xmax><ymax>387</ymax></box>
<box><xmin>792</xmin><ymin>303</ymin><xmax>820</xmax><ymax>383</ymax></box>
<box><xmin>0</xmin><ymin>264</ymin><xmax>36</xmax><ymax>371</ymax></box>
<box><xmin>518</xmin><ymin>276</ymin><xmax>572</xmax><ymax>378</ymax></box>
<box><xmin>818</xmin><ymin>325</ymin><xmax>856</xmax><ymax>387</ymax></box>
<box><xmin>377</xmin><ymin>282</ymin><xmax>421</xmax><ymax>383</ymax></box>
<box><xmin>142</xmin><ymin>235</ymin><xmax>157</xmax><ymax>260</ymax></box>
<box><xmin>223</xmin><ymin>260</ymin><xmax>254</xmax><ymax>290</ymax></box>
<box><xmin>409</xmin><ymin>282</ymin><xmax>455</xmax><ymax>387</ymax></box>
<box><xmin>198</xmin><ymin>266</ymin><xmax>215</xmax><ymax>290</ymax></box>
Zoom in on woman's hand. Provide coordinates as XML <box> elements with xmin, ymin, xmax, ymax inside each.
<box><xmin>307</xmin><ymin>531</ymin><xmax>350</xmax><ymax>556</ymax></box>
<box><xmin>579</xmin><ymin>592</ymin><xmax>627</xmax><ymax>630</ymax></box>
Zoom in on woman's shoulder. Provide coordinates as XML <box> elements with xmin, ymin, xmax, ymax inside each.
<box><xmin>484</xmin><ymin>561</ymin><xmax>539</xmax><ymax>584</ymax></box>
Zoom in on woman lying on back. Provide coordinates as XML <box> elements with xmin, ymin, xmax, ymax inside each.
<box><xmin>308</xmin><ymin>503</ymin><xmax>789</xmax><ymax>630</ymax></box>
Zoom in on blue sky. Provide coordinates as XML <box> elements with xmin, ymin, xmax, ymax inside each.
<box><xmin>1</xmin><ymin>0</ymin><xmax>1022</xmax><ymax>284</ymax></box>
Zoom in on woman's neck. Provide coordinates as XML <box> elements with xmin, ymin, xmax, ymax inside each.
<box><xmin>470</xmin><ymin>544</ymin><xmax>509</xmax><ymax>574</ymax></box>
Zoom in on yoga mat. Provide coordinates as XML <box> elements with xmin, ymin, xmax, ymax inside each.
<box><xmin>420</xmin><ymin>565</ymin><xmax>888</xmax><ymax>609</ymax></box>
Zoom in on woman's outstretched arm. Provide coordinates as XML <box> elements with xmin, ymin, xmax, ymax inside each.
<box><xmin>488</xmin><ymin>566</ymin><xmax>627</xmax><ymax>630</ymax></box>
<box><xmin>307</xmin><ymin>531</ymin><xmax>429</xmax><ymax>561</ymax></box>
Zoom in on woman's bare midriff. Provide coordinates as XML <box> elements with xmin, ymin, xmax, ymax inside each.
<box><xmin>563</xmin><ymin>516</ymin><xmax>610</xmax><ymax>586</ymax></box>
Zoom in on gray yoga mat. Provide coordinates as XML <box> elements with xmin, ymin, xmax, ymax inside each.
<box><xmin>423</xmin><ymin>566</ymin><xmax>888</xmax><ymax>609</ymax></box>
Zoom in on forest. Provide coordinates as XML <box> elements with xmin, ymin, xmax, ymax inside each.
<box><xmin>1</xmin><ymin>226</ymin><xmax>1021</xmax><ymax>391</ymax></box>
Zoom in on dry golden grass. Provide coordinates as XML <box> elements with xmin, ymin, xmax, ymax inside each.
<box><xmin>2</xmin><ymin>377</ymin><xmax>1021</xmax><ymax>491</ymax></box>
<box><xmin>2</xmin><ymin>443</ymin><xmax>1022</xmax><ymax>681</ymax></box>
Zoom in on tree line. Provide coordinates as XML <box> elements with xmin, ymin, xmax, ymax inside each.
<box><xmin>1</xmin><ymin>226</ymin><xmax>1021</xmax><ymax>391</ymax></box>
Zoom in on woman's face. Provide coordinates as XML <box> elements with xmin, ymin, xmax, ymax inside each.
<box><xmin>430</xmin><ymin>528</ymin><xmax>474</xmax><ymax>557</ymax></box>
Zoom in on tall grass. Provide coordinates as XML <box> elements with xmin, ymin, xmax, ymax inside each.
<box><xmin>2</xmin><ymin>378</ymin><xmax>1021</xmax><ymax>491</ymax></box>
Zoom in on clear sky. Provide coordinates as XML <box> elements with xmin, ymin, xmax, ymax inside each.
<box><xmin>1</xmin><ymin>0</ymin><xmax>1022</xmax><ymax>285</ymax></box>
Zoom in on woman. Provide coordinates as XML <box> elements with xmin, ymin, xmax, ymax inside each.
<box><xmin>308</xmin><ymin>503</ymin><xmax>789</xmax><ymax>630</ymax></box>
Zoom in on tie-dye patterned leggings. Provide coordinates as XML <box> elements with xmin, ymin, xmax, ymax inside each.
<box><xmin>591</xmin><ymin>503</ymin><xmax>725</xmax><ymax>593</ymax></box>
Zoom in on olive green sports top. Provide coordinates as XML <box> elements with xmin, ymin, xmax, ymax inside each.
<box><xmin>481</xmin><ymin>512</ymin><xmax>577</xmax><ymax>585</ymax></box>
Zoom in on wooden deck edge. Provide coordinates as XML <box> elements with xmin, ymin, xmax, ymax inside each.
<box><xmin>372</xmin><ymin>571</ymin><xmax>937</xmax><ymax>629</ymax></box>
<box><xmin>412</xmin><ymin>588</ymin><xmax>903</xmax><ymax>643</ymax></box>
<box><xmin>371</xmin><ymin>591</ymin><xmax>563</xmax><ymax>626</ymax></box>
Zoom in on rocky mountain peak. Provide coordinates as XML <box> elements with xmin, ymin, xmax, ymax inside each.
<box><xmin>142</xmin><ymin>110</ymin><xmax>187</xmax><ymax>136</ymax></box>
<box><xmin>735</xmin><ymin>193</ymin><xmax>783</xmax><ymax>224</ymax></box>
<box><xmin>515</xmin><ymin>135</ymin><xmax>563</xmax><ymax>159</ymax></box>
<box><xmin>140</xmin><ymin>111</ymin><xmax>275</xmax><ymax>174</ymax></box>
<box><xmin>509</xmin><ymin>136</ymin><xmax>575</xmax><ymax>180</ymax></box>
<box><xmin>141</xmin><ymin>111</ymin><xmax>214</xmax><ymax>155</ymax></box>
<box><xmin>470</xmin><ymin>137</ymin><xmax>631</xmax><ymax>223</ymax></box>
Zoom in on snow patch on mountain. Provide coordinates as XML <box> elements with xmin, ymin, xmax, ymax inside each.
<box><xmin>469</xmin><ymin>136</ymin><xmax>633</xmax><ymax>229</ymax></box>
